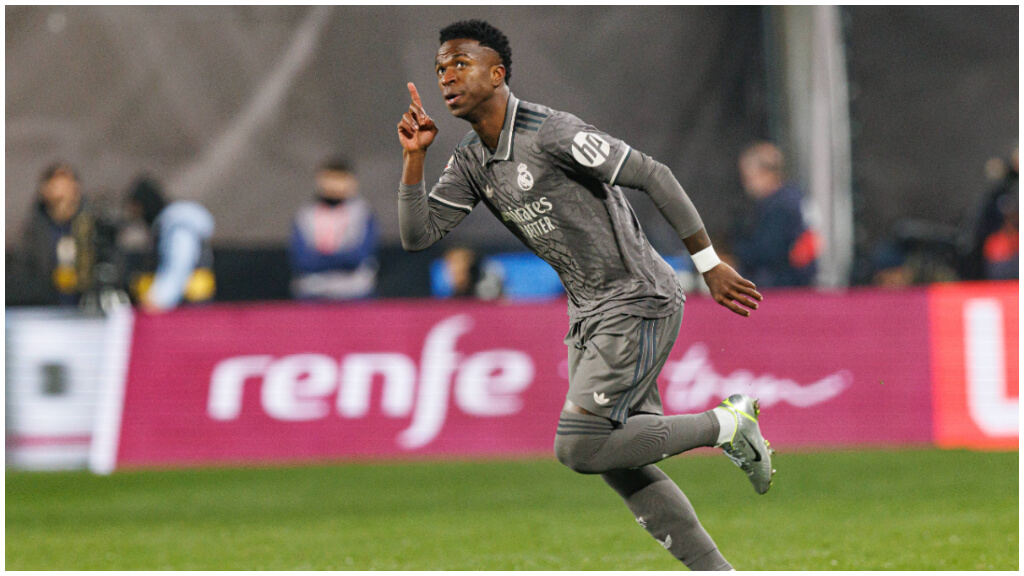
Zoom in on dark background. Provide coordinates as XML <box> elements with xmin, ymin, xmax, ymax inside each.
<box><xmin>5</xmin><ymin>6</ymin><xmax>1018</xmax><ymax>297</ymax></box>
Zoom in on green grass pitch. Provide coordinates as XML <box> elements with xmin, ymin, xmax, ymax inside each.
<box><xmin>5</xmin><ymin>448</ymin><xmax>1018</xmax><ymax>570</ymax></box>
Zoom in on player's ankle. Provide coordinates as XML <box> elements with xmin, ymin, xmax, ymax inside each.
<box><xmin>711</xmin><ymin>407</ymin><xmax>738</xmax><ymax>447</ymax></box>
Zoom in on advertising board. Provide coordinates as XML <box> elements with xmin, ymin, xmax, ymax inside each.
<box><xmin>99</xmin><ymin>288</ymin><xmax>946</xmax><ymax>470</ymax></box>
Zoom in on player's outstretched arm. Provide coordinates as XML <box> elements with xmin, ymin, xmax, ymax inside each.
<box><xmin>682</xmin><ymin>228</ymin><xmax>762</xmax><ymax>316</ymax></box>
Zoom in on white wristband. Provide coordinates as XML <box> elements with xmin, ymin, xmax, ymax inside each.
<box><xmin>691</xmin><ymin>246</ymin><xmax>721</xmax><ymax>274</ymax></box>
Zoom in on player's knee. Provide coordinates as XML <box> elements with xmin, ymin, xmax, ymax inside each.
<box><xmin>553</xmin><ymin>433</ymin><xmax>600</xmax><ymax>474</ymax></box>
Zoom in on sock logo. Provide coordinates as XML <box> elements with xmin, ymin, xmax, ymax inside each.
<box><xmin>657</xmin><ymin>534</ymin><xmax>673</xmax><ymax>550</ymax></box>
<box><xmin>593</xmin><ymin>392</ymin><xmax>610</xmax><ymax>405</ymax></box>
<box><xmin>636</xmin><ymin>516</ymin><xmax>647</xmax><ymax>529</ymax></box>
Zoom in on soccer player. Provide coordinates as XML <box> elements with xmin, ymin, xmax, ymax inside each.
<box><xmin>397</xmin><ymin>20</ymin><xmax>773</xmax><ymax>570</ymax></box>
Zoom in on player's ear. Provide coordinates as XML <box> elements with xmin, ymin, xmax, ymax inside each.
<box><xmin>491</xmin><ymin>64</ymin><xmax>506</xmax><ymax>87</ymax></box>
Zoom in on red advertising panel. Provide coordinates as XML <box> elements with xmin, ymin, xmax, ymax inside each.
<box><xmin>929</xmin><ymin>282</ymin><xmax>1019</xmax><ymax>450</ymax></box>
<box><xmin>114</xmin><ymin>289</ymin><xmax>935</xmax><ymax>469</ymax></box>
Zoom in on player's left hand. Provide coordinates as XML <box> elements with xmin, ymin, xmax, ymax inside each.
<box><xmin>703</xmin><ymin>263</ymin><xmax>762</xmax><ymax>317</ymax></box>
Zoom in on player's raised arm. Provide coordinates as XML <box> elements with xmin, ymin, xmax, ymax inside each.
<box><xmin>396</xmin><ymin>82</ymin><xmax>478</xmax><ymax>252</ymax></box>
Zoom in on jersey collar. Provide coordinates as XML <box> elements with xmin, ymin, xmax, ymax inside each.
<box><xmin>482</xmin><ymin>92</ymin><xmax>519</xmax><ymax>166</ymax></box>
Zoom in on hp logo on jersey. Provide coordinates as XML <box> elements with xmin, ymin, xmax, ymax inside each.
<box><xmin>517</xmin><ymin>163</ymin><xmax>534</xmax><ymax>191</ymax></box>
<box><xmin>571</xmin><ymin>132</ymin><xmax>611</xmax><ymax>167</ymax></box>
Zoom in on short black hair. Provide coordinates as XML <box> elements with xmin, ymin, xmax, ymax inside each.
<box><xmin>439</xmin><ymin>20</ymin><xmax>512</xmax><ymax>84</ymax></box>
<box><xmin>127</xmin><ymin>175</ymin><xmax>168</xmax><ymax>227</ymax></box>
<box><xmin>319</xmin><ymin>156</ymin><xmax>353</xmax><ymax>174</ymax></box>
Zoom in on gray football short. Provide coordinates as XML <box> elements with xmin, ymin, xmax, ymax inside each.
<box><xmin>563</xmin><ymin>304</ymin><xmax>684</xmax><ymax>424</ymax></box>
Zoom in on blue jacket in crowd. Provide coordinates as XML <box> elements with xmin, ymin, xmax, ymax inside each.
<box><xmin>733</xmin><ymin>183</ymin><xmax>817</xmax><ymax>288</ymax></box>
<box><xmin>289</xmin><ymin>196</ymin><xmax>378</xmax><ymax>299</ymax></box>
<box><xmin>148</xmin><ymin>201</ymin><xmax>215</xmax><ymax>309</ymax></box>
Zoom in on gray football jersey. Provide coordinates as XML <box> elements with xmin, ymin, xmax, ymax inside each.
<box><xmin>428</xmin><ymin>93</ymin><xmax>684</xmax><ymax>320</ymax></box>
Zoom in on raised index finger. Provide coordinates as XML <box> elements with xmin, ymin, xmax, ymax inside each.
<box><xmin>407</xmin><ymin>82</ymin><xmax>424</xmax><ymax>108</ymax></box>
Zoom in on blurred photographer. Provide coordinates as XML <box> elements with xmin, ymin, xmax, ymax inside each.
<box><xmin>964</xmin><ymin>146</ymin><xmax>1018</xmax><ymax>280</ymax></box>
<box><xmin>11</xmin><ymin>163</ymin><xmax>97</xmax><ymax>306</ymax></box>
<box><xmin>125</xmin><ymin>176</ymin><xmax>216</xmax><ymax>313</ymax></box>
<box><xmin>731</xmin><ymin>143</ymin><xmax>819</xmax><ymax>288</ymax></box>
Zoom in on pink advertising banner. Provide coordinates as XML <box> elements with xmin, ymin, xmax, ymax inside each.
<box><xmin>665</xmin><ymin>289</ymin><xmax>933</xmax><ymax>447</ymax></box>
<box><xmin>110</xmin><ymin>289</ymin><xmax>934</xmax><ymax>469</ymax></box>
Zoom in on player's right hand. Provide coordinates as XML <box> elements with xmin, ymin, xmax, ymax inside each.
<box><xmin>398</xmin><ymin>83</ymin><xmax>438</xmax><ymax>153</ymax></box>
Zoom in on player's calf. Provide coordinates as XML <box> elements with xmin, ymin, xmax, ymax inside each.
<box><xmin>603</xmin><ymin>466</ymin><xmax>733</xmax><ymax>570</ymax></box>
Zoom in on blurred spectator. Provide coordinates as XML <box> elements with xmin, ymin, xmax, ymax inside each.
<box><xmin>982</xmin><ymin>187</ymin><xmax>1018</xmax><ymax>280</ymax></box>
<box><xmin>13</xmin><ymin>163</ymin><xmax>97</xmax><ymax>306</ymax></box>
<box><xmin>444</xmin><ymin>247</ymin><xmax>481</xmax><ymax>297</ymax></box>
<box><xmin>433</xmin><ymin>246</ymin><xmax>504</xmax><ymax>300</ymax></box>
<box><xmin>872</xmin><ymin>220</ymin><xmax>962</xmax><ymax>287</ymax></box>
<box><xmin>871</xmin><ymin>241</ymin><xmax>913</xmax><ymax>288</ymax></box>
<box><xmin>731</xmin><ymin>142</ymin><xmax>819</xmax><ymax>288</ymax></box>
<box><xmin>125</xmin><ymin>176</ymin><xmax>216</xmax><ymax>313</ymax></box>
<box><xmin>965</xmin><ymin>146</ymin><xmax>1018</xmax><ymax>280</ymax></box>
<box><xmin>289</xmin><ymin>157</ymin><xmax>379</xmax><ymax>300</ymax></box>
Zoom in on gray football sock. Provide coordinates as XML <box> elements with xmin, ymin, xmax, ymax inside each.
<box><xmin>603</xmin><ymin>465</ymin><xmax>732</xmax><ymax>571</ymax></box>
<box><xmin>554</xmin><ymin>411</ymin><xmax>719</xmax><ymax>474</ymax></box>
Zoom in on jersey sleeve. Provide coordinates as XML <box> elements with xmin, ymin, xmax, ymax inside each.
<box><xmin>536</xmin><ymin>112</ymin><xmax>633</xmax><ymax>186</ymax></box>
<box><xmin>398</xmin><ymin>151</ymin><xmax>479</xmax><ymax>252</ymax></box>
<box><xmin>428</xmin><ymin>152</ymin><xmax>479</xmax><ymax>214</ymax></box>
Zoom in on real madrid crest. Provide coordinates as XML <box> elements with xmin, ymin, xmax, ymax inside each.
<box><xmin>517</xmin><ymin>163</ymin><xmax>534</xmax><ymax>191</ymax></box>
